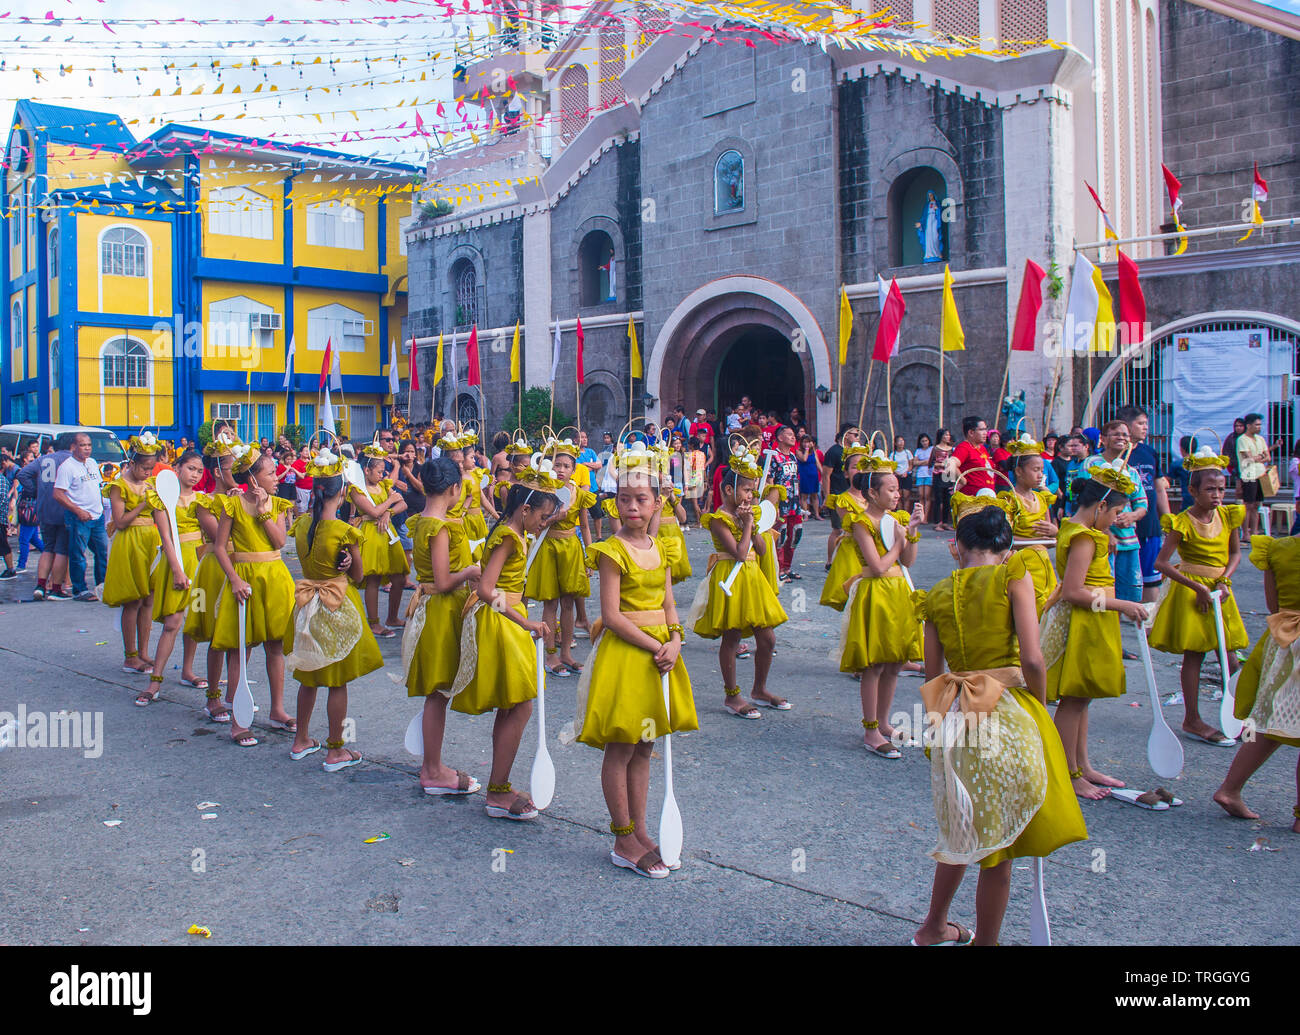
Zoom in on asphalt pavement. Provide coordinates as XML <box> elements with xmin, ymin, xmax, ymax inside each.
<box><xmin>1</xmin><ymin>519</ymin><xmax>1296</xmax><ymax>946</ymax></box>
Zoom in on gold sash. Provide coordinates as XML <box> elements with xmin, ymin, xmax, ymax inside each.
<box><xmin>589</xmin><ymin>608</ymin><xmax>668</xmax><ymax>642</ymax></box>
<box><xmin>462</xmin><ymin>589</ymin><xmax>523</xmax><ymax>617</ymax></box>
<box><xmin>548</xmin><ymin>526</ymin><xmax>577</xmax><ymax>538</ymax></box>
<box><xmin>406</xmin><ymin>581</ymin><xmax>441</xmax><ymax>620</ymax></box>
<box><xmin>1179</xmin><ymin>562</ymin><xmax>1228</xmax><ymax>579</ymax></box>
<box><xmin>130</xmin><ymin>517</ymin><xmax>157</xmax><ymax>528</ymax></box>
<box><xmin>1267</xmin><ymin>608</ymin><xmax>1300</xmax><ymax>648</ymax></box>
<box><xmin>234</xmin><ymin>550</ymin><xmax>282</xmax><ymax>563</ymax></box>
<box><xmin>841</xmin><ymin>567</ymin><xmax>904</xmax><ymax>597</ymax></box>
<box><xmin>919</xmin><ymin>666</ymin><xmax>1025</xmax><ymax>725</ymax></box>
<box><xmin>294</xmin><ymin>575</ymin><xmax>349</xmax><ymax>612</ymax></box>
<box><xmin>707</xmin><ymin>550</ymin><xmax>756</xmax><ymax>571</ymax></box>
<box><xmin>179</xmin><ymin>531</ymin><xmax>202</xmax><ymax>543</ymax></box>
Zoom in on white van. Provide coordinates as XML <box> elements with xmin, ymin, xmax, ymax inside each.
<box><xmin>0</xmin><ymin>423</ymin><xmax>127</xmax><ymax>464</ymax></box>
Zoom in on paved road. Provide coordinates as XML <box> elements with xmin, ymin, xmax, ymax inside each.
<box><xmin>1</xmin><ymin>521</ymin><xmax>1296</xmax><ymax>945</ymax></box>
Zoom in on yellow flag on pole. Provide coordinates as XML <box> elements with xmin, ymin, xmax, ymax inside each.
<box><xmin>509</xmin><ymin>322</ymin><xmax>520</xmax><ymax>383</ymax></box>
<box><xmin>433</xmin><ymin>333</ymin><xmax>444</xmax><ymax>385</ymax></box>
<box><xmin>628</xmin><ymin>315</ymin><xmax>643</xmax><ymax>378</ymax></box>
<box><xmin>1090</xmin><ymin>266</ymin><xmax>1118</xmax><ymax>353</ymax></box>
<box><xmin>941</xmin><ymin>265</ymin><xmax>965</xmax><ymax>351</ymax></box>
<box><xmin>838</xmin><ymin>286</ymin><xmax>852</xmax><ymax>365</ymax></box>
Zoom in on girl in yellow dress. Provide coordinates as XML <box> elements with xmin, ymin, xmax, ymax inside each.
<box><xmin>911</xmin><ymin>502</ymin><xmax>1087</xmax><ymax>946</ymax></box>
<box><xmin>600</xmin><ymin>496</ymin><xmax>621</xmax><ymax>534</ymax></box>
<box><xmin>819</xmin><ymin>445</ymin><xmax>869</xmax><ymax>610</ymax></box>
<box><xmin>458</xmin><ymin>433</ymin><xmax>491</xmax><ymax>556</ymax></box>
<box><xmin>186</xmin><ymin>436</ymin><xmax>240</xmax><ymax>720</ymax></box>
<box><xmin>524</xmin><ymin>441</ymin><xmax>596</xmax><ymax>677</ymax></box>
<box><xmin>141</xmin><ymin>449</ymin><xmax>209</xmax><ymax>706</ymax></box>
<box><xmin>998</xmin><ymin>436</ymin><xmax>1059</xmax><ymax>617</ymax></box>
<box><xmin>212</xmin><ymin>446</ymin><xmax>298</xmax><ymax>748</ymax></box>
<box><xmin>403</xmin><ymin>455</ymin><xmax>483</xmax><ymax>795</ymax></box>
<box><xmin>651</xmin><ymin>481</ymin><xmax>692</xmax><ymax>583</ymax></box>
<box><xmin>1150</xmin><ymin>451</ymin><xmax>1248</xmax><ymax>746</ymax></box>
<box><xmin>687</xmin><ymin>446</ymin><xmax>789</xmax><ymax>718</ymax></box>
<box><xmin>839</xmin><ymin>453</ymin><xmax>924</xmax><ymax>757</ymax></box>
<box><xmin>348</xmin><ymin>443</ymin><xmax>408</xmax><ymax>637</ymax></box>
<box><xmin>449</xmin><ymin>470</ymin><xmax>559</xmax><ymax>820</ymax></box>
<box><xmin>284</xmin><ymin>448</ymin><xmax>384</xmax><ymax>771</ymax></box>
<box><xmin>1214</xmin><ymin>532</ymin><xmax>1300</xmax><ymax>832</ymax></box>
<box><xmin>1041</xmin><ymin>467</ymin><xmax>1149</xmax><ymax>799</ymax></box>
<box><xmin>103</xmin><ymin>433</ymin><xmax>163</xmax><ymax>674</ymax></box>
<box><xmin>564</xmin><ymin>446</ymin><xmax>697</xmax><ymax>878</ymax></box>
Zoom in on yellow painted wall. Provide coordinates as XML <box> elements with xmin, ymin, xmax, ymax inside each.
<box><xmin>384</xmin><ymin>190</ymin><xmax>414</xmax><ymax>279</ymax></box>
<box><xmin>48</xmin><ymin>330</ymin><xmax>60</xmax><ymax>421</ymax></box>
<box><xmin>202</xmin><ymin>391</ymin><xmax>289</xmax><ymax>441</ymax></box>
<box><xmin>292</xmin><ymin>178</ymin><xmax>379</xmax><ymax>274</ymax></box>
<box><xmin>74</xmin><ymin>212</ymin><xmax>174</xmax><ymax>319</ymax></box>
<box><xmin>200</xmin><ymin>280</ymin><xmax>287</xmax><ymax>376</ymax></box>
<box><xmin>293</xmin><ymin>286</ymin><xmax>380</xmax><ymax>379</ymax></box>
<box><xmin>44</xmin><ymin>143</ymin><xmax>134</xmax><ymax>195</ymax></box>
<box><xmin>200</xmin><ymin>158</ymin><xmax>286</xmax><ymax>264</ymax></box>
<box><xmin>76</xmin><ymin>323</ymin><xmax>175</xmax><ymax>429</ymax></box>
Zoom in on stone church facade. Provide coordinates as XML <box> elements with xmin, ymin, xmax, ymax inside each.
<box><xmin>404</xmin><ymin>0</ymin><xmax>1298</xmax><ymax>459</ymax></box>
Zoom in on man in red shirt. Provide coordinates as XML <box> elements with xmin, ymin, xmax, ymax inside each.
<box><xmin>951</xmin><ymin>415</ymin><xmax>996</xmax><ymax>492</ymax></box>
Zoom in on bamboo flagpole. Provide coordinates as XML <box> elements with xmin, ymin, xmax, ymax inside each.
<box><xmin>856</xmin><ymin>360</ymin><xmax>875</xmax><ymax>431</ymax></box>
<box><xmin>886</xmin><ymin>356</ymin><xmax>895</xmax><ymax>444</ymax></box>
<box><xmin>627</xmin><ymin>314</ymin><xmax>642</xmax><ymax>424</ymax></box>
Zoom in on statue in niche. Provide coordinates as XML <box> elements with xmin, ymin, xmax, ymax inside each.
<box><xmin>1000</xmin><ymin>390</ymin><xmax>1027</xmax><ymax>432</ymax></box>
<box><xmin>914</xmin><ymin>190</ymin><xmax>944</xmax><ymax>263</ymax></box>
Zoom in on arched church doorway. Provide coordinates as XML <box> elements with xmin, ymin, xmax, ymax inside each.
<box><xmin>715</xmin><ymin>326</ymin><xmax>805</xmax><ymax>420</ymax></box>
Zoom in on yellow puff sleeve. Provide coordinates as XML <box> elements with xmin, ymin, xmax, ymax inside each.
<box><xmin>587</xmin><ymin>538</ymin><xmax>632</xmax><ymax>574</ymax></box>
<box><xmin>1249</xmin><ymin>535</ymin><xmax>1272</xmax><ymax>572</ymax></box>
<box><xmin>890</xmin><ymin>509</ymin><xmax>911</xmax><ymax>527</ymax></box>
<box><xmin>1223</xmin><ymin>504</ymin><xmax>1246</xmax><ymax>530</ymax></box>
<box><xmin>601</xmin><ymin>498</ymin><xmax>619</xmax><ymax>520</ymax></box>
<box><xmin>1005</xmin><ymin>548</ymin><xmax>1031</xmax><ymax>582</ymax></box>
<box><xmin>910</xmin><ymin>588</ymin><xmax>929</xmax><ymax>620</ymax></box>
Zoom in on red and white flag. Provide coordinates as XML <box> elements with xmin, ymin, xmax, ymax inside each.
<box><xmin>1085</xmin><ymin>182</ymin><xmax>1118</xmax><ymax>241</ymax></box>
<box><xmin>466</xmin><ymin>324</ymin><xmax>481</xmax><ymax>387</ymax></box>
<box><xmin>318</xmin><ymin>337</ymin><xmax>333</xmax><ymax>391</ymax></box>
<box><xmin>872</xmin><ymin>278</ymin><xmax>905</xmax><ymax>363</ymax></box>
<box><xmin>576</xmin><ymin>317</ymin><xmax>585</xmax><ymax>385</ymax></box>
<box><xmin>409</xmin><ymin>336</ymin><xmax>420</xmax><ymax>392</ymax></box>
<box><xmin>1010</xmin><ymin>260</ymin><xmax>1047</xmax><ymax>353</ymax></box>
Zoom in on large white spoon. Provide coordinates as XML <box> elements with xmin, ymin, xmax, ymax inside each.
<box><xmin>530</xmin><ymin>637</ymin><xmax>556</xmax><ymax>810</ymax></box>
<box><xmin>1135</xmin><ymin>621</ymin><xmax>1184</xmax><ymax>779</ymax></box>
<box><xmin>658</xmin><ymin>671</ymin><xmax>683</xmax><ymax>869</ymax></box>
<box><xmin>880</xmin><ymin>512</ymin><xmax>914</xmax><ymax>590</ymax></box>
<box><xmin>232</xmin><ymin>598</ymin><xmax>257</xmax><ymax>729</ymax></box>
<box><xmin>154</xmin><ymin>469</ymin><xmax>185</xmax><ymax>575</ymax></box>
<box><xmin>1212</xmin><ymin>591</ymin><xmax>1245</xmax><ymax>740</ymax></box>
<box><xmin>1029</xmin><ymin>858</ymin><xmax>1052</xmax><ymax>946</ymax></box>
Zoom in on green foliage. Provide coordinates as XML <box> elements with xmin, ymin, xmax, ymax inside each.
<box><xmin>501</xmin><ymin>386</ymin><xmax>573</xmax><ymax>439</ymax></box>
<box><xmin>280</xmin><ymin>424</ymin><xmax>306</xmax><ymax>448</ymax></box>
<box><xmin>197</xmin><ymin>420</ymin><xmax>214</xmax><ymax>448</ymax></box>
<box><xmin>422</xmin><ymin>199</ymin><xmax>455</xmax><ymax>220</ymax></box>
<box><xmin>1046</xmin><ymin>260</ymin><xmax>1065</xmax><ymax>300</ymax></box>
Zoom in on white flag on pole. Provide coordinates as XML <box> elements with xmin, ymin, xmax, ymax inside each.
<box><xmin>550</xmin><ymin>318</ymin><xmax>561</xmax><ymax>381</ymax></box>
<box><xmin>330</xmin><ymin>347</ymin><xmax>343</xmax><ymax>391</ymax></box>
<box><xmin>448</xmin><ymin>331</ymin><xmax>458</xmax><ymax>390</ymax></box>
<box><xmin>388</xmin><ymin>339</ymin><xmax>399</xmax><ymax>397</ymax></box>
<box><xmin>321</xmin><ymin>387</ymin><xmax>336</xmax><ymax>435</ymax></box>
<box><xmin>282</xmin><ymin>335</ymin><xmax>296</xmax><ymax>390</ymax></box>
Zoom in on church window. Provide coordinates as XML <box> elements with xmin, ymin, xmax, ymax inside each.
<box><xmin>889</xmin><ymin>167</ymin><xmax>948</xmax><ymax>268</ymax></box>
<box><xmin>578</xmin><ymin>230</ymin><xmax>616</xmax><ymax>307</ymax></box>
<box><xmin>714</xmin><ymin>150</ymin><xmax>744</xmax><ymax>215</ymax></box>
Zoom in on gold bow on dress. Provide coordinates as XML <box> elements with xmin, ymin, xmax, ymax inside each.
<box><xmin>294</xmin><ymin>576</ymin><xmax>349</xmax><ymax>612</ymax></box>
<box><xmin>1267</xmin><ymin>609</ymin><xmax>1300</xmax><ymax>649</ymax></box>
<box><xmin>919</xmin><ymin>666</ymin><xmax>1025</xmax><ymax>725</ymax></box>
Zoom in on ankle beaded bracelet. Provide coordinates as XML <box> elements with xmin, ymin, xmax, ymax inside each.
<box><xmin>862</xmin><ymin>719</ymin><xmax>880</xmax><ymax>730</ymax></box>
<box><xmin>724</xmin><ymin>686</ymin><xmax>741</xmax><ymax>697</ymax></box>
<box><xmin>205</xmin><ymin>689</ymin><xmax>221</xmax><ymax>700</ymax></box>
<box><xmin>488</xmin><ymin>782</ymin><xmax>512</xmax><ymax>794</ymax></box>
<box><xmin>326</xmin><ymin>738</ymin><xmax>345</xmax><ymax>749</ymax></box>
<box><xmin>610</xmin><ymin>821</ymin><xmax>635</xmax><ymax>836</ymax></box>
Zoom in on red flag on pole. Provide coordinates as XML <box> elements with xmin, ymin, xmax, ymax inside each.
<box><xmin>466</xmin><ymin>324</ymin><xmax>481</xmax><ymax>387</ymax></box>
<box><xmin>576</xmin><ymin>317</ymin><xmax>585</xmax><ymax>384</ymax></box>
<box><xmin>872</xmin><ymin>280</ymin><xmax>905</xmax><ymax>362</ymax></box>
<box><xmin>1010</xmin><ymin>260</ymin><xmax>1047</xmax><ymax>352</ymax></box>
<box><xmin>1117</xmin><ymin>250</ymin><xmax>1147</xmax><ymax>348</ymax></box>
<box><xmin>318</xmin><ymin>337</ymin><xmax>333</xmax><ymax>391</ymax></box>
<box><xmin>409</xmin><ymin>336</ymin><xmax>420</xmax><ymax>393</ymax></box>
<box><xmin>1161</xmin><ymin>164</ymin><xmax>1183</xmax><ymax>216</ymax></box>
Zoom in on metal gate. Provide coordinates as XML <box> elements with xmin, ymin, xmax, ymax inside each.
<box><xmin>1086</xmin><ymin>314</ymin><xmax>1299</xmax><ymax>490</ymax></box>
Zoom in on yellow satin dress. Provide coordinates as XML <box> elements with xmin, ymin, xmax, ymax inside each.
<box><xmin>1149</xmin><ymin>505</ymin><xmax>1249</xmax><ymax>655</ymax></box>
<box><xmin>758</xmin><ymin>484</ymin><xmax>784</xmax><ymax>593</ymax></box>
<box><xmin>450</xmin><ymin>524</ymin><xmax>538</xmax><ymax>715</ymax></box>
<box><xmin>150</xmin><ymin>489</ymin><xmax>209</xmax><ymax>620</ymax></box>
<box><xmin>1234</xmin><ymin>535</ymin><xmax>1300</xmax><ymax>746</ymax></box>
<box><xmin>656</xmin><ymin>491</ymin><xmax>692</xmax><ymax>581</ymax></box>
<box><xmin>350</xmin><ymin>479</ymin><xmax>407</xmax><ymax>577</ymax></box>
<box><xmin>577</xmin><ymin>536</ymin><xmax>698</xmax><ymax>748</ymax></box>
<box><xmin>184</xmin><ymin>492</ymin><xmax>236</xmax><ymax>643</ymax></box>
<box><xmin>102</xmin><ymin>476</ymin><xmax>161</xmax><ymax>606</ymax></box>
<box><xmin>211</xmin><ymin>495</ymin><xmax>296</xmax><ymax>650</ymax></box>
<box><xmin>915</xmin><ymin>554</ymin><xmax>1087</xmax><ymax>868</ymax></box>
<box><xmin>1045</xmin><ymin>521</ymin><xmax>1125</xmax><ymax>701</ymax></box>
<box><xmin>601</xmin><ymin>497</ymin><xmax>620</xmax><ymax>523</ymax></box>
<box><xmin>838</xmin><ymin>511</ymin><xmax>922</xmax><ymax>670</ymax></box>
<box><xmin>405</xmin><ymin>514</ymin><xmax>472</xmax><ymax>697</ymax></box>
<box><xmin>285</xmin><ymin>516</ymin><xmax>383</xmax><ymax>686</ymax></box>
<box><xmin>463</xmin><ymin>471</ymin><xmax>490</xmax><ymax>548</ymax></box>
<box><xmin>524</xmin><ymin>478</ymin><xmax>595</xmax><ymax>600</ymax></box>
<box><xmin>1000</xmin><ymin>487</ymin><xmax>1058</xmax><ymax>616</ymax></box>
<box><xmin>690</xmin><ymin>511</ymin><xmax>787</xmax><ymax>638</ymax></box>
<box><xmin>819</xmin><ymin>490</ymin><xmax>866</xmax><ymax>611</ymax></box>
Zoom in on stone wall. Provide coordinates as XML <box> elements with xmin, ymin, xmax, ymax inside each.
<box><xmin>1160</xmin><ymin>0</ymin><xmax>1300</xmax><ymax>251</ymax></box>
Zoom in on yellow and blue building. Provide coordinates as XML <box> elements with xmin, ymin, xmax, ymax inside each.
<box><xmin>4</xmin><ymin>100</ymin><xmax>419</xmax><ymax>442</ymax></box>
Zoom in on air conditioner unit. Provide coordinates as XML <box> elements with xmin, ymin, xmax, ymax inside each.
<box><xmin>342</xmin><ymin>319</ymin><xmax>374</xmax><ymax>338</ymax></box>
<box><xmin>250</xmin><ymin>312</ymin><xmax>282</xmax><ymax>331</ymax></box>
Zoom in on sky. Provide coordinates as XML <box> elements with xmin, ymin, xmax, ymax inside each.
<box><xmin>4</xmin><ymin>0</ymin><xmax>1298</xmax><ymax>171</ymax></box>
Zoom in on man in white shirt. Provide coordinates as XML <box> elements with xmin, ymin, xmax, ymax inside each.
<box><xmin>1235</xmin><ymin>412</ymin><xmax>1271</xmax><ymax>540</ymax></box>
<box><xmin>53</xmin><ymin>433</ymin><xmax>108</xmax><ymax>601</ymax></box>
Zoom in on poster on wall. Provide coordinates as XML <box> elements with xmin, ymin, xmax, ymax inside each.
<box><xmin>1169</xmin><ymin>329</ymin><xmax>1270</xmax><ymax>449</ymax></box>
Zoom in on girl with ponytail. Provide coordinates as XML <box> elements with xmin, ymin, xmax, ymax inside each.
<box><xmin>403</xmin><ymin>455</ymin><xmax>482</xmax><ymax>794</ymax></box>
<box><xmin>186</xmin><ymin>441</ymin><xmax>239</xmax><ymax>720</ymax></box>
<box><xmin>449</xmin><ymin>475</ymin><xmax>559</xmax><ymax>821</ymax></box>
<box><xmin>283</xmin><ymin>453</ymin><xmax>383</xmax><ymax>772</ymax></box>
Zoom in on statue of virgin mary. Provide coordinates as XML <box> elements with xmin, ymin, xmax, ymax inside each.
<box><xmin>914</xmin><ymin>190</ymin><xmax>944</xmax><ymax>263</ymax></box>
